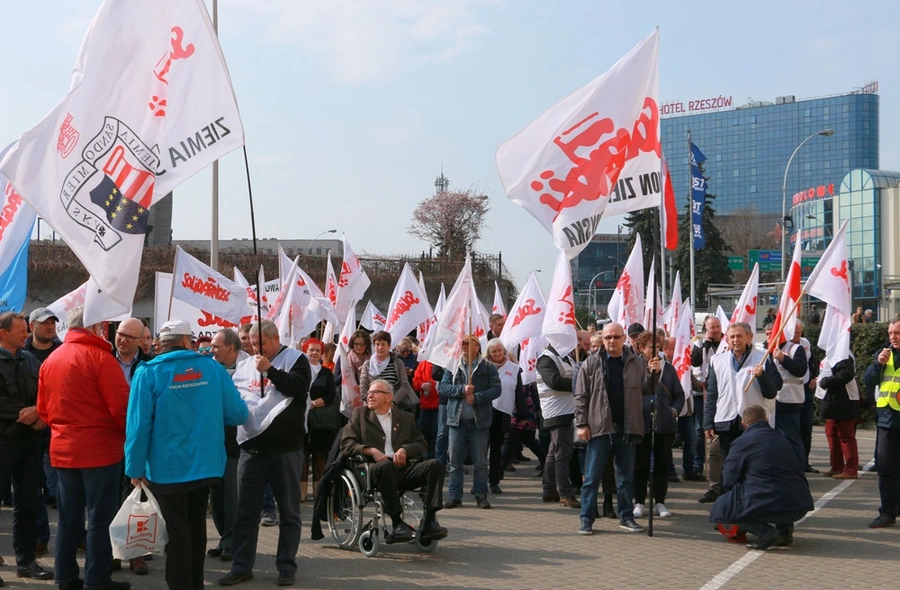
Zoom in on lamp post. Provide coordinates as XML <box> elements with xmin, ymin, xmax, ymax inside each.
<box><xmin>307</xmin><ymin>229</ymin><xmax>337</xmax><ymax>256</ymax></box>
<box><xmin>806</xmin><ymin>214</ymin><xmax>833</xmax><ymax>248</ymax></box>
<box><xmin>589</xmin><ymin>270</ymin><xmax>616</xmax><ymax>314</ymax></box>
<box><xmin>781</xmin><ymin>129</ymin><xmax>835</xmax><ymax>280</ymax></box>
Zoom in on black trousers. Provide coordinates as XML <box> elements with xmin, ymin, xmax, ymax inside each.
<box><xmin>488</xmin><ymin>409</ymin><xmax>511</xmax><ymax>485</ymax></box>
<box><xmin>369</xmin><ymin>458</ymin><xmax>444</xmax><ymax>522</ymax></box>
<box><xmin>634</xmin><ymin>433</ymin><xmax>675</xmax><ymax>505</ymax></box>
<box><xmin>155</xmin><ymin>485</ymin><xmax>211</xmax><ymax>590</ymax></box>
<box><xmin>876</xmin><ymin>426</ymin><xmax>900</xmax><ymax>519</ymax></box>
<box><xmin>0</xmin><ymin>442</ymin><xmax>40</xmax><ymax>567</ymax></box>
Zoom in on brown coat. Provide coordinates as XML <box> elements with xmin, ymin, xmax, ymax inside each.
<box><xmin>340</xmin><ymin>406</ymin><xmax>428</xmax><ymax>460</ymax></box>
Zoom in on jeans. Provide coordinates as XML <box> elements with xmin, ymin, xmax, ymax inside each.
<box><xmin>825</xmin><ymin>419</ymin><xmax>859</xmax><ymax>476</ymax></box>
<box><xmin>543</xmin><ymin>424</ymin><xmax>576</xmax><ymax>498</ymax></box>
<box><xmin>775</xmin><ymin>407</ymin><xmax>806</xmax><ymax>467</ymax></box>
<box><xmin>448</xmin><ymin>420</ymin><xmax>490</xmax><ymax>500</ymax></box>
<box><xmin>211</xmin><ymin>455</ymin><xmax>239</xmax><ymax>552</ymax></box>
<box><xmin>41</xmin><ymin>435</ymin><xmax>58</xmax><ymax>499</ymax></box>
<box><xmin>156</xmin><ymin>485</ymin><xmax>211</xmax><ymax>590</ymax></box>
<box><xmin>417</xmin><ymin>408</ymin><xmax>439</xmax><ymax>460</ymax></box>
<box><xmin>231</xmin><ymin>449</ymin><xmax>302</xmax><ymax>576</ymax></box>
<box><xmin>580</xmin><ymin>434</ymin><xmax>636</xmax><ymax>524</ymax></box>
<box><xmin>262</xmin><ymin>483</ymin><xmax>276</xmax><ymax>514</ymax></box>
<box><xmin>693</xmin><ymin>395</ymin><xmax>706</xmax><ymax>473</ymax></box>
<box><xmin>0</xmin><ymin>442</ymin><xmax>41</xmax><ymax>567</ymax></box>
<box><xmin>435</xmin><ymin>404</ymin><xmax>450</xmax><ymax>466</ymax></box>
<box><xmin>876</xmin><ymin>427</ymin><xmax>900</xmax><ymax>519</ymax></box>
<box><xmin>55</xmin><ymin>463</ymin><xmax>121</xmax><ymax>586</ymax></box>
<box><xmin>677</xmin><ymin>415</ymin><xmax>698</xmax><ymax>476</ymax></box>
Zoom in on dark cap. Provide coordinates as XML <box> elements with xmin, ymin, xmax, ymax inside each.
<box><xmin>627</xmin><ymin>322</ymin><xmax>645</xmax><ymax>337</ymax></box>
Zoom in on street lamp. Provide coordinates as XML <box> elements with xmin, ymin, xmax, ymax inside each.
<box><xmin>589</xmin><ymin>270</ymin><xmax>616</xmax><ymax>314</ymax></box>
<box><xmin>806</xmin><ymin>214</ymin><xmax>833</xmax><ymax>246</ymax></box>
<box><xmin>781</xmin><ymin>129</ymin><xmax>834</xmax><ymax>280</ymax></box>
<box><xmin>307</xmin><ymin>229</ymin><xmax>337</xmax><ymax>256</ymax></box>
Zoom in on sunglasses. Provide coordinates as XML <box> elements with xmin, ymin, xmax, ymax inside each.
<box><xmin>603</xmin><ymin>335</ymin><xmax>624</xmax><ymax>341</ymax></box>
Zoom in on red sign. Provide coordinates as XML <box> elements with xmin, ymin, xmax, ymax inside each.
<box><xmin>792</xmin><ymin>183</ymin><xmax>835</xmax><ymax>207</ymax></box>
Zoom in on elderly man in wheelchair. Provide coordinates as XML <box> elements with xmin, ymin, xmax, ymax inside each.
<box><xmin>339</xmin><ymin>378</ymin><xmax>448</xmax><ymax>548</ymax></box>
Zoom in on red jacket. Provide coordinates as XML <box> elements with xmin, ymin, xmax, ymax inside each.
<box><xmin>412</xmin><ymin>360</ymin><xmax>440</xmax><ymax>410</ymax></box>
<box><xmin>37</xmin><ymin>328</ymin><xmax>130</xmax><ymax>468</ymax></box>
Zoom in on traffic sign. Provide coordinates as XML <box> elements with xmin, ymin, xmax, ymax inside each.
<box><xmin>749</xmin><ymin>249</ymin><xmax>782</xmax><ymax>272</ymax></box>
<box><xmin>727</xmin><ymin>256</ymin><xmax>744</xmax><ymax>271</ymax></box>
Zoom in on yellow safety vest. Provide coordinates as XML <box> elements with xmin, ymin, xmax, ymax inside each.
<box><xmin>876</xmin><ymin>353</ymin><xmax>900</xmax><ymax>412</ymax></box>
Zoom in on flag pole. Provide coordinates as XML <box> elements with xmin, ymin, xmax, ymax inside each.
<box><xmin>742</xmin><ymin>290</ymin><xmax>805</xmax><ymax>392</ymax></box>
<box><xmin>210</xmin><ymin>0</ymin><xmax>220</xmax><ymax>271</ymax></box>
<box><xmin>241</xmin><ymin>143</ymin><xmax>264</xmax><ymax>396</ymax></box>
<box><xmin>688</xmin><ymin>130</ymin><xmax>696</xmax><ymax>309</ymax></box>
<box><xmin>659</xmin><ymin>157</ymin><xmax>667</xmax><ymax>309</ymax></box>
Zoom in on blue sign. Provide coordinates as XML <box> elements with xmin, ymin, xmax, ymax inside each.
<box><xmin>690</xmin><ymin>142</ymin><xmax>707</xmax><ymax>250</ymax></box>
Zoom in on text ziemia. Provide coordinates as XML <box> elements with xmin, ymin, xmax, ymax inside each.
<box><xmin>660</xmin><ymin>96</ymin><xmax>733</xmax><ymax>116</ymax></box>
<box><xmin>168</xmin><ymin>117</ymin><xmax>232</xmax><ymax>168</ymax></box>
<box><xmin>182</xmin><ymin>273</ymin><xmax>232</xmax><ymax>302</ymax></box>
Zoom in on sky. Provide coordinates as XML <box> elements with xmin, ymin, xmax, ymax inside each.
<box><xmin>1</xmin><ymin>0</ymin><xmax>898</xmax><ymax>295</ymax></box>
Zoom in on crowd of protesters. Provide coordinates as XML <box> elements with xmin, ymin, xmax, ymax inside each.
<box><xmin>1</xmin><ymin>304</ymin><xmax>898</xmax><ymax>588</ymax></box>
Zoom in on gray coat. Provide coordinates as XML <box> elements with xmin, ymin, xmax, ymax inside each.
<box><xmin>574</xmin><ymin>349</ymin><xmax>652</xmax><ymax>440</ymax></box>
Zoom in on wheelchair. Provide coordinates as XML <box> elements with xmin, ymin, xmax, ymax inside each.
<box><xmin>326</xmin><ymin>456</ymin><xmax>439</xmax><ymax>557</ymax></box>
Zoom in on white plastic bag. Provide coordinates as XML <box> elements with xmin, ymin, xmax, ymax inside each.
<box><xmin>109</xmin><ymin>484</ymin><xmax>169</xmax><ymax>560</ymax></box>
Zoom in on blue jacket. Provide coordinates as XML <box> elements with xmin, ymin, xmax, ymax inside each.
<box><xmin>438</xmin><ymin>357</ymin><xmax>501</xmax><ymax>429</ymax></box>
<box><xmin>709</xmin><ymin>421</ymin><xmax>813</xmax><ymax>525</ymax></box>
<box><xmin>125</xmin><ymin>349</ymin><xmax>248</xmax><ymax>484</ymax></box>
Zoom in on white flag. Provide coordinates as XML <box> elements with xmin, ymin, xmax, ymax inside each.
<box><xmin>325</xmin><ymin>253</ymin><xmax>338</xmax><ymax>308</ymax></box>
<box><xmin>804</xmin><ymin>220</ymin><xmax>851</xmax><ymax>361</ymax></box>
<box><xmin>50</xmin><ymin>278</ymin><xmax>131</xmax><ymax>339</ymax></box>
<box><xmin>0</xmin><ymin>144</ymin><xmax>37</xmax><ymax>277</ymax></box>
<box><xmin>492</xmin><ymin>281</ymin><xmax>507</xmax><ymax>317</ymax></box>
<box><xmin>172</xmin><ymin>247</ymin><xmax>246</xmax><ymax>325</ymax></box>
<box><xmin>770</xmin><ymin>236</ymin><xmax>804</xmax><ymax>349</ymax></box>
<box><xmin>672</xmin><ymin>298</ymin><xmax>694</xmax><ymax>396</ymax></box>
<box><xmin>730</xmin><ymin>263</ymin><xmax>760</xmax><ymax>328</ymax></box>
<box><xmin>715</xmin><ymin>305</ymin><xmax>730</xmax><ymax>332</ymax></box>
<box><xmin>421</xmin><ymin>256</ymin><xmax>473</xmax><ymax>374</ymax></box>
<box><xmin>518</xmin><ymin>336</ymin><xmax>545</xmax><ymax>385</ymax></box>
<box><xmin>435</xmin><ymin>284</ymin><xmax>447</xmax><ymax>317</ymax></box>
<box><xmin>336</xmin><ymin>233</ymin><xmax>371</xmax><ymax>321</ymax></box>
<box><xmin>360</xmin><ymin>301</ymin><xmax>387</xmax><ymax>332</ymax></box>
<box><xmin>499</xmin><ymin>272</ymin><xmax>546</xmax><ymax>352</ymax></box>
<box><xmin>0</xmin><ymin>0</ymin><xmax>244</xmax><ymax>323</ymax></box>
<box><xmin>385</xmin><ymin>263</ymin><xmax>434</xmax><ymax>342</ymax></box>
<box><xmin>541</xmin><ymin>250</ymin><xmax>578</xmax><ymax>356</ymax></box>
<box><xmin>495</xmin><ymin>30</ymin><xmax>660</xmax><ymax>259</ymax></box>
<box><xmin>607</xmin><ymin>233</ymin><xmax>645</xmax><ymax>330</ymax></box>
<box><xmin>337</xmin><ymin>304</ymin><xmax>361</xmax><ymax>417</ymax></box>
<box><xmin>415</xmin><ymin>271</ymin><xmax>436</xmax><ymax>349</ymax></box>
<box><xmin>663</xmin><ymin>271</ymin><xmax>682</xmax><ymax>335</ymax></box>
<box><xmin>643</xmin><ymin>259</ymin><xmax>663</xmax><ymax>331</ymax></box>
<box><xmin>469</xmin><ymin>285</ymin><xmax>491</xmax><ymax>350</ymax></box>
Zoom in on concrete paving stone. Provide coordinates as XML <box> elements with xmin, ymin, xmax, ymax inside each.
<box><xmin>1</xmin><ymin>428</ymin><xmax>897</xmax><ymax>589</ymax></box>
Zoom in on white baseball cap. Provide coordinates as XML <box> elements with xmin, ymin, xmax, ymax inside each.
<box><xmin>159</xmin><ymin>319</ymin><xmax>194</xmax><ymax>337</ymax></box>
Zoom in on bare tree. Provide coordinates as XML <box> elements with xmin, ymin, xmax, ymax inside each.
<box><xmin>715</xmin><ymin>210</ymin><xmax>781</xmax><ymax>284</ymax></box>
<box><xmin>408</xmin><ymin>188</ymin><xmax>489</xmax><ymax>259</ymax></box>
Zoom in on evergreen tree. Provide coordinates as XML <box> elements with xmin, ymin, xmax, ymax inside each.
<box><xmin>672</xmin><ymin>162</ymin><xmax>732</xmax><ymax>308</ymax></box>
<box><xmin>623</xmin><ymin>208</ymin><xmax>656</xmax><ymax>278</ymax></box>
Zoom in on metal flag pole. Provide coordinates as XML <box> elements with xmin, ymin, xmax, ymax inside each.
<box><xmin>688</xmin><ymin>130</ymin><xmax>696</xmax><ymax>309</ymax></box>
<box><xmin>647</xmin><ymin>193</ymin><xmax>663</xmax><ymax>538</ymax></box>
<box><xmin>659</xmin><ymin>157</ymin><xmax>667</xmax><ymax>309</ymax></box>
<box><xmin>210</xmin><ymin>0</ymin><xmax>220</xmax><ymax>270</ymax></box>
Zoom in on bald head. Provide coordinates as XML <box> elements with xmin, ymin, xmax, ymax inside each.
<box><xmin>115</xmin><ymin>318</ymin><xmax>146</xmax><ymax>359</ymax></box>
<box><xmin>602</xmin><ymin>322</ymin><xmax>626</xmax><ymax>357</ymax></box>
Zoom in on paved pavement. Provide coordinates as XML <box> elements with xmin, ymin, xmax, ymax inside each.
<box><xmin>1</xmin><ymin>427</ymin><xmax>897</xmax><ymax>589</ymax></box>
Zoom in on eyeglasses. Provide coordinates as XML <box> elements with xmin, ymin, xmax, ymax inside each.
<box><xmin>369</xmin><ymin>389</ymin><xmax>392</xmax><ymax>396</ymax></box>
<box><xmin>603</xmin><ymin>334</ymin><xmax>624</xmax><ymax>341</ymax></box>
<box><xmin>198</xmin><ymin>346</ymin><xmax>211</xmax><ymax>353</ymax></box>
<box><xmin>352</xmin><ymin>341</ymin><xmax>366</xmax><ymax>348</ymax></box>
<box><xmin>116</xmin><ymin>332</ymin><xmax>140</xmax><ymax>342</ymax></box>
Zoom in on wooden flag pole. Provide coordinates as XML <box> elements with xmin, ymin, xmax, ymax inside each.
<box><xmin>742</xmin><ymin>290</ymin><xmax>805</xmax><ymax>392</ymax></box>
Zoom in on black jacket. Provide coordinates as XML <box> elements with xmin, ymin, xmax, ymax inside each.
<box><xmin>240</xmin><ymin>348</ymin><xmax>312</xmax><ymax>453</ymax></box>
<box><xmin>0</xmin><ymin>347</ymin><xmax>41</xmax><ymax>446</ymax></box>
<box><xmin>818</xmin><ymin>357</ymin><xmax>860</xmax><ymax>421</ymax></box>
<box><xmin>710</xmin><ymin>421</ymin><xmax>813</xmax><ymax>525</ymax></box>
<box><xmin>643</xmin><ymin>361</ymin><xmax>685</xmax><ymax>434</ymax></box>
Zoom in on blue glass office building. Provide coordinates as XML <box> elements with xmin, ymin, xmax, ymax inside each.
<box><xmin>660</xmin><ymin>89</ymin><xmax>879</xmax><ymax>218</ymax></box>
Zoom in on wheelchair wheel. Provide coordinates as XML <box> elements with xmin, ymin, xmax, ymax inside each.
<box><xmin>414</xmin><ymin>535</ymin><xmax>437</xmax><ymax>553</ymax></box>
<box><xmin>359</xmin><ymin>530</ymin><xmax>380</xmax><ymax>557</ymax></box>
<box><xmin>327</xmin><ymin>471</ymin><xmax>364</xmax><ymax>550</ymax></box>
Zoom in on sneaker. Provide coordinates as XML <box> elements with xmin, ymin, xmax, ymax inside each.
<box><xmin>578</xmin><ymin>519</ymin><xmax>594</xmax><ymax>535</ymax></box>
<box><xmin>633</xmin><ymin>503</ymin><xmax>644</xmax><ymax>518</ymax></box>
<box><xmin>698</xmin><ymin>489</ymin><xmax>721</xmax><ymax>504</ymax></box>
<box><xmin>475</xmin><ymin>494</ymin><xmax>491</xmax><ymax>509</ymax></box>
<box><xmin>619</xmin><ymin>518</ymin><xmax>644</xmax><ymax>533</ymax></box>
<box><xmin>655</xmin><ymin>503</ymin><xmax>672</xmax><ymax>518</ymax></box>
<box><xmin>868</xmin><ymin>514</ymin><xmax>897</xmax><ymax>528</ymax></box>
<box><xmin>260</xmin><ymin>511</ymin><xmax>278</xmax><ymax>527</ymax></box>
